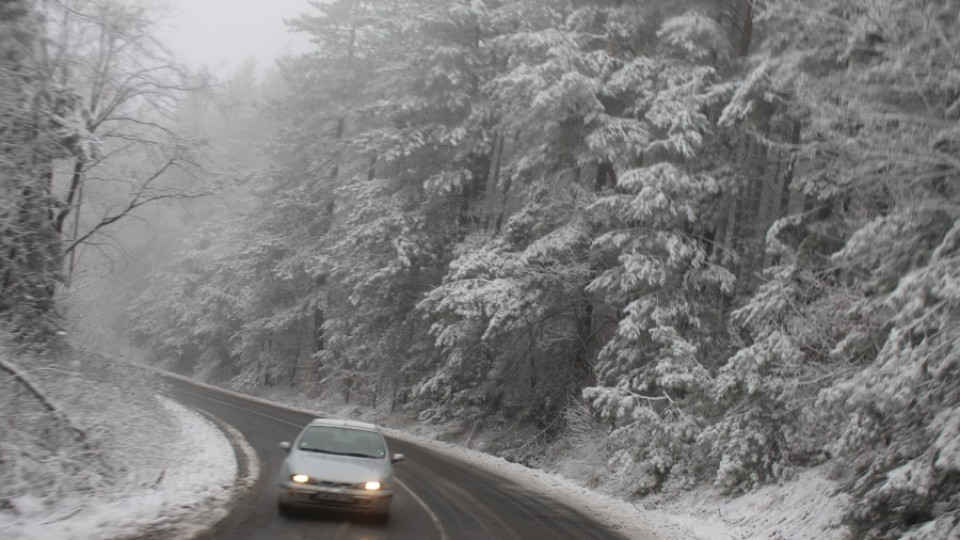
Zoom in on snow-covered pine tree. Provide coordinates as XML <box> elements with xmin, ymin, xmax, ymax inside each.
<box><xmin>272</xmin><ymin>0</ymin><xmax>506</xmax><ymax>405</ymax></box>
<box><xmin>726</xmin><ymin>0</ymin><xmax>960</xmax><ymax>534</ymax></box>
<box><xmin>415</xmin><ymin>0</ymin><xmax>635</xmax><ymax>431</ymax></box>
<box><xmin>128</xmin><ymin>219</ymin><xmax>252</xmax><ymax>379</ymax></box>
<box><xmin>574</xmin><ymin>3</ymin><xmax>739</xmax><ymax>493</ymax></box>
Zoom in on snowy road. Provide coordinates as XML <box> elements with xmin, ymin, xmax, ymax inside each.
<box><xmin>165</xmin><ymin>377</ymin><xmax>627</xmax><ymax>540</ymax></box>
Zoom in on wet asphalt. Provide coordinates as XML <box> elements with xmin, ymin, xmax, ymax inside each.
<box><xmin>164</xmin><ymin>377</ymin><xmax>628</xmax><ymax>540</ymax></box>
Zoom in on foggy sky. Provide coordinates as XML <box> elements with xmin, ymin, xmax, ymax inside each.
<box><xmin>163</xmin><ymin>0</ymin><xmax>313</xmax><ymax>73</ymax></box>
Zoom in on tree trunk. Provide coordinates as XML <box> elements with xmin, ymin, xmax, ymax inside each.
<box><xmin>484</xmin><ymin>130</ymin><xmax>505</xmax><ymax>232</ymax></box>
<box><xmin>738</xmin><ymin>1</ymin><xmax>753</xmax><ymax>57</ymax></box>
<box><xmin>710</xmin><ymin>192</ymin><xmax>728</xmax><ymax>263</ymax></box>
<box><xmin>594</xmin><ymin>162</ymin><xmax>616</xmax><ymax>191</ymax></box>
<box><xmin>572</xmin><ymin>298</ymin><xmax>597</xmax><ymax>393</ymax></box>
<box><xmin>54</xmin><ymin>157</ymin><xmax>85</xmax><ymax>234</ymax></box>
<box><xmin>780</xmin><ymin>120</ymin><xmax>802</xmax><ymax>218</ymax></box>
<box><xmin>0</xmin><ymin>357</ymin><xmax>89</xmax><ymax>446</ymax></box>
<box><xmin>738</xmin><ymin>133</ymin><xmax>770</xmax><ymax>294</ymax></box>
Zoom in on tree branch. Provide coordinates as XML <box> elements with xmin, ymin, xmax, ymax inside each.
<box><xmin>63</xmin><ymin>159</ymin><xmax>209</xmax><ymax>256</ymax></box>
<box><xmin>0</xmin><ymin>357</ymin><xmax>87</xmax><ymax>444</ymax></box>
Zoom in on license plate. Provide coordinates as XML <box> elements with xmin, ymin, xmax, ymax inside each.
<box><xmin>312</xmin><ymin>492</ymin><xmax>350</xmax><ymax>502</ymax></box>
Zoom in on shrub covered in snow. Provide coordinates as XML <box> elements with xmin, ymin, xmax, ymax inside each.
<box><xmin>819</xmin><ymin>215</ymin><xmax>960</xmax><ymax>539</ymax></box>
<box><xmin>0</xmin><ymin>335</ymin><xmax>172</xmax><ymax>522</ymax></box>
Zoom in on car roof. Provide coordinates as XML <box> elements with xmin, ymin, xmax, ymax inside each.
<box><xmin>306</xmin><ymin>418</ymin><xmax>380</xmax><ymax>432</ymax></box>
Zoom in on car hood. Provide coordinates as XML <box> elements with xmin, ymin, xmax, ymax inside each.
<box><xmin>285</xmin><ymin>451</ymin><xmax>390</xmax><ymax>484</ymax></box>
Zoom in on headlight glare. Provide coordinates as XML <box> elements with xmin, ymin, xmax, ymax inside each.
<box><xmin>364</xmin><ymin>481</ymin><xmax>381</xmax><ymax>491</ymax></box>
<box><xmin>292</xmin><ymin>474</ymin><xmax>310</xmax><ymax>484</ymax></box>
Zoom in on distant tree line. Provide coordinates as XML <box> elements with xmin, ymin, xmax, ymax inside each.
<box><xmin>128</xmin><ymin>1</ymin><xmax>960</xmax><ymax>538</ymax></box>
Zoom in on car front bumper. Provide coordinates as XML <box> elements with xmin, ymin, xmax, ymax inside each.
<box><xmin>278</xmin><ymin>481</ymin><xmax>393</xmax><ymax>513</ymax></box>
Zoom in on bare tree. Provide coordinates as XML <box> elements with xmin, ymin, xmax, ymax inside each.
<box><xmin>38</xmin><ymin>0</ymin><xmax>209</xmax><ymax>282</ymax></box>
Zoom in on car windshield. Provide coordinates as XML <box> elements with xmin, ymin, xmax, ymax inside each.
<box><xmin>297</xmin><ymin>426</ymin><xmax>386</xmax><ymax>459</ymax></box>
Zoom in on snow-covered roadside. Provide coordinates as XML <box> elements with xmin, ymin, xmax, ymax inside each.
<box><xmin>383</xmin><ymin>428</ymin><xmax>850</xmax><ymax>540</ymax></box>
<box><xmin>383</xmin><ymin>427</ymin><xmax>694</xmax><ymax>540</ymax></box>
<box><xmin>0</xmin><ymin>397</ymin><xmax>251</xmax><ymax>540</ymax></box>
<box><xmin>159</xmin><ymin>374</ymin><xmax>850</xmax><ymax>540</ymax></box>
<box><xmin>393</xmin><ymin>430</ymin><xmax>850</xmax><ymax>540</ymax></box>
<box><xmin>169</xmin><ymin>377</ymin><xmax>693</xmax><ymax>539</ymax></box>
<box><xmin>656</xmin><ymin>467</ymin><xmax>850</xmax><ymax>540</ymax></box>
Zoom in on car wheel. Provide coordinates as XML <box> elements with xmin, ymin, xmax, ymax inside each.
<box><xmin>374</xmin><ymin>510</ymin><xmax>390</xmax><ymax>524</ymax></box>
<box><xmin>277</xmin><ymin>500</ymin><xmax>296</xmax><ymax>517</ymax></box>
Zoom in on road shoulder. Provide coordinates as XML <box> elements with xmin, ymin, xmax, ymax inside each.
<box><xmin>0</xmin><ymin>397</ymin><xmax>257</xmax><ymax>540</ymax></box>
<box><xmin>156</xmin><ymin>374</ymin><xmax>693</xmax><ymax>540</ymax></box>
<box><xmin>123</xmin><ymin>398</ymin><xmax>261</xmax><ymax>540</ymax></box>
<box><xmin>159</xmin><ymin>375</ymin><xmax>849</xmax><ymax>540</ymax></box>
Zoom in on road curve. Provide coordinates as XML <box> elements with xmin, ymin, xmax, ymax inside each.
<box><xmin>165</xmin><ymin>377</ymin><xmax>627</xmax><ymax>540</ymax></box>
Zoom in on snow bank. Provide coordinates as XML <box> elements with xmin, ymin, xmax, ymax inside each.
<box><xmin>164</xmin><ymin>373</ymin><xmax>851</xmax><ymax>540</ymax></box>
<box><xmin>383</xmin><ymin>427</ymin><xmax>695</xmax><ymax>540</ymax></box>
<box><xmin>0</xmin><ymin>398</ymin><xmax>242</xmax><ymax>540</ymax></box>
<box><xmin>645</xmin><ymin>467</ymin><xmax>850</xmax><ymax>540</ymax></box>
<box><xmin>384</xmin><ymin>428</ymin><xmax>850</xmax><ymax>540</ymax></box>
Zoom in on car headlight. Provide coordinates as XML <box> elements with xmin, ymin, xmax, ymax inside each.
<box><xmin>292</xmin><ymin>474</ymin><xmax>310</xmax><ymax>484</ymax></box>
<box><xmin>364</xmin><ymin>481</ymin><xmax>381</xmax><ymax>491</ymax></box>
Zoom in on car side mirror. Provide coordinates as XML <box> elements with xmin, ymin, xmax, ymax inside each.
<box><xmin>280</xmin><ymin>441</ymin><xmax>291</xmax><ymax>452</ymax></box>
<box><xmin>391</xmin><ymin>453</ymin><xmax>405</xmax><ymax>463</ymax></box>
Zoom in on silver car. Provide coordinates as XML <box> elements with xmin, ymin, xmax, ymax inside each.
<box><xmin>277</xmin><ymin>418</ymin><xmax>404</xmax><ymax>521</ymax></box>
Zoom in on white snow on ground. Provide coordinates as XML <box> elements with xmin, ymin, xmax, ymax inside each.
<box><xmin>384</xmin><ymin>427</ymin><xmax>694</xmax><ymax>540</ymax></box>
<box><xmin>633</xmin><ymin>467</ymin><xmax>850</xmax><ymax>540</ymax></box>
<box><xmin>383</xmin><ymin>428</ymin><xmax>847</xmax><ymax>540</ymax></box>
<box><xmin>169</xmin><ymin>374</ymin><xmax>851</xmax><ymax>540</ymax></box>
<box><xmin>0</xmin><ymin>397</ymin><xmax>244</xmax><ymax>540</ymax></box>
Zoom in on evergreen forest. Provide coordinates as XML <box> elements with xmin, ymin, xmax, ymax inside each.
<box><xmin>3</xmin><ymin>1</ymin><xmax>959</xmax><ymax>538</ymax></box>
